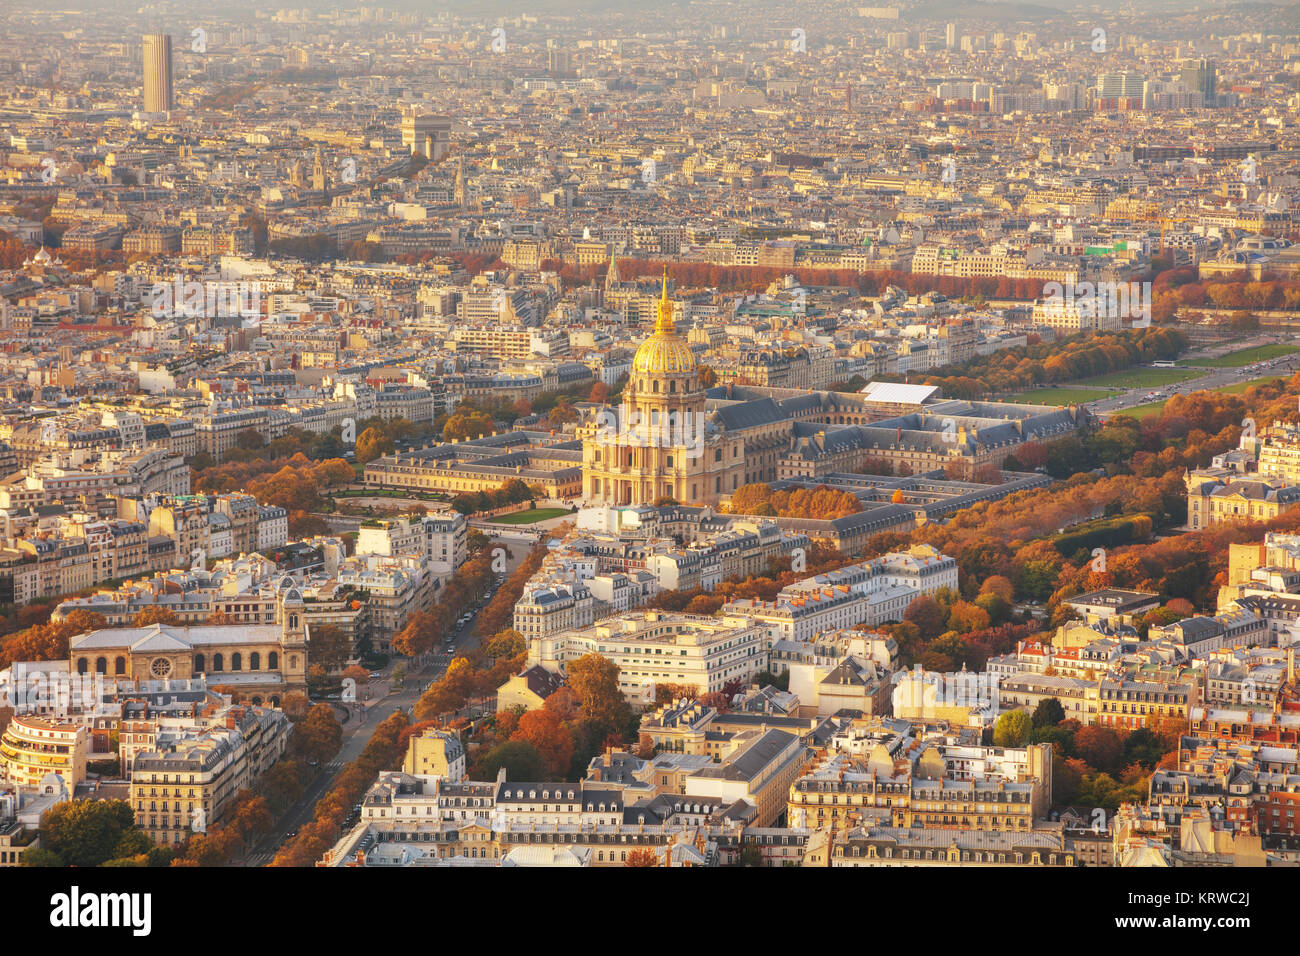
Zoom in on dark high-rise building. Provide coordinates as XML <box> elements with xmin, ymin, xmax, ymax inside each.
<box><xmin>1181</xmin><ymin>58</ymin><xmax>1216</xmax><ymax>105</ymax></box>
<box><xmin>143</xmin><ymin>34</ymin><xmax>174</xmax><ymax>113</ymax></box>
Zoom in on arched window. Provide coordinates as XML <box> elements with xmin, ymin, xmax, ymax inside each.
<box><xmin>269</xmin><ymin>695</ymin><xmax>280</xmax><ymax>707</ymax></box>
<box><xmin>652</xmin><ymin>380</ymin><xmax>659</xmax><ymax>392</ymax></box>
<box><xmin>114</xmin><ymin>656</ymin><xmax>126</xmax><ymax>675</ymax></box>
<box><xmin>231</xmin><ymin>653</ymin><xmax>242</xmax><ymax>671</ymax></box>
<box><xmin>289</xmin><ymin>613</ymin><xmax>298</xmax><ymax>630</ymax></box>
<box><xmin>250</xmin><ymin>652</ymin><xmax>260</xmax><ymax>671</ymax></box>
<box><xmin>77</xmin><ymin>658</ymin><xmax>88</xmax><ymax>674</ymax></box>
<box><xmin>193</xmin><ymin>653</ymin><xmax>205</xmax><ymax>673</ymax></box>
<box><xmin>268</xmin><ymin>651</ymin><xmax>279</xmax><ymax>670</ymax></box>
<box><xmin>212</xmin><ymin>653</ymin><xmax>224</xmax><ymax>672</ymax></box>
<box><xmin>95</xmin><ymin>657</ymin><xmax>107</xmax><ymax>674</ymax></box>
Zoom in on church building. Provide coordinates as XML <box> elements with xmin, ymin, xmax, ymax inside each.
<box><xmin>68</xmin><ymin>584</ymin><xmax>310</xmax><ymax>706</ymax></box>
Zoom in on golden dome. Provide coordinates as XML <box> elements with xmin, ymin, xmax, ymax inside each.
<box><xmin>632</xmin><ymin>271</ymin><xmax>696</xmax><ymax>375</ymax></box>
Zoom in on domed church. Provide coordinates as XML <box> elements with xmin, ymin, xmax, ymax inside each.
<box><xmin>581</xmin><ymin>273</ymin><xmax>745</xmax><ymax>506</ymax></box>
<box><xmin>580</xmin><ymin>275</ymin><xmax>1086</xmax><ymax>509</ymax></box>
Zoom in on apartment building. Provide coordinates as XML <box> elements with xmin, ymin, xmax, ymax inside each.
<box><xmin>129</xmin><ymin>704</ymin><xmax>291</xmax><ymax>845</ymax></box>
<box><xmin>529</xmin><ymin>610</ymin><xmax>773</xmax><ymax>704</ymax></box>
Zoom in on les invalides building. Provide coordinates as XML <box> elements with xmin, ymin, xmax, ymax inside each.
<box><xmin>581</xmin><ymin>275</ymin><xmax>745</xmax><ymax>507</ymax></box>
<box><xmin>579</xmin><ymin>275</ymin><xmax>1084</xmax><ymax>510</ymax></box>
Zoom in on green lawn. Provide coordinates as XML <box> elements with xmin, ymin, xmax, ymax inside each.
<box><xmin>490</xmin><ymin>508</ymin><xmax>572</xmax><ymax>525</ymax></box>
<box><xmin>1072</xmin><ymin>367</ymin><xmax>1203</xmax><ymax>389</ymax></box>
<box><xmin>1110</xmin><ymin>375</ymin><xmax>1284</xmax><ymax>420</ymax></box>
<box><xmin>1183</xmin><ymin>344</ymin><xmax>1300</xmax><ymax>368</ymax></box>
<box><xmin>1006</xmin><ymin>387</ymin><xmax>1120</xmax><ymax>405</ymax></box>
<box><xmin>1217</xmin><ymin>375</ymin><xmax>1287</xmax><ymax>395</ymax></box>
<box><xmin>1114</xmin><ymin>400</ymin><xmax>1168</xmax><ymax>419</ymax></box>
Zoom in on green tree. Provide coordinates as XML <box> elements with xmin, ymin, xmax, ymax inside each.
<box><xmin>1122</xmin><ymin>727</ymin><xmax>1169</xmax><ymax>770</ymax></box>
<box><xmin>736</xmin><ymin>844</ymin><xmax>763</xmax><ymax>867</ymax></box>
<box><xmin>993</xmin><ymin>709</ymin><xmax>1032</xmax><ymax>747</ymax></box>
<box><xmin>1032</xmin><ymin>697</ymin><xmax>1066</xmax><ymax>728</ymax></box>
<box><xmin>21</xmin><ymin>848</ymin><xmax>65</xmax><ymax>867</ymax></box>
<box><xmin>40</xmin><ymin>799</ymin><xmax>140</xmax><ymax>868</ymax></box>
<box><xmin>478</xmin><ymin>740</ymin><xmax>544</xmax><ymax>781</ymax></box>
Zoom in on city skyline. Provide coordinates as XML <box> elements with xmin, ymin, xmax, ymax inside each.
<box><xmin>0</xmin><ymin>3</ymin><xmax>1296</xmax><ymax>920</ymax></box>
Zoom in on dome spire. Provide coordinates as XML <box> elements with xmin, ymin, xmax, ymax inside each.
<box><xmin>654</xmin><ymin>268</ymin><xmax>675</xmax><ymax>335</ymax></box>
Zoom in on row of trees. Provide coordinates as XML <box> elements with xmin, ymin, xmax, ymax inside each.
<box><xmin>271</xmin><ymin>709</ymin><xmax>409</xmax><ymax>866</ymax></box>
<box><xmin>727</xmin><ymin>483</ymin><xmax>862</xmax><ymax>520</ymax></box>
<box><xmin>1151</xmin><ymin>269</ymin><xmax>1300</xmax><ymax>315</ymax></box>
<box><xmin>246</xmin><ymin>455</ymin><xmax>354</xmax><ymax>512</ymax></box>
<box><xmin>391</xmin><ymin>536</ymin><xmax>539</xmax><ymax>658</ymax></box>
<box><xmin>900</xmin><ymin>365</ymin><xmax>1300</xmax><ymax>625</ymax></box>
<box><xmin>0</xmin><ymin>609</ymin><xmax>109</xmax><ymax>670</ymax></box>
<box><xmin>475</xmin><ymin>544</ymin><xmax>548</xmax><ymax>639</ymax></box>
<box><xmin>450</xmin><ymin>477</ymin><xmax>537</xmax><ymax>516</ymax></box>
<box><xmin>610</xmin><ymin>258</ymin><xmax>1080</xmax><ymax>302</ymax></box>
<box><xmin>915</xmin><ymin>327</ymin><xmax>1188</xmax><ymax>399</ymax></box>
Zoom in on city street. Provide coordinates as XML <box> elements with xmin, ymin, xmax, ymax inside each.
<box><xmin>1086</xmin><ymin>335</ymin><xmax>1299</xmax><ymax>418</ymax></box>
<box><xmin>242</xmin><ymin>536</ymin><xmax>529</xmax><ymax>866</ymax></box>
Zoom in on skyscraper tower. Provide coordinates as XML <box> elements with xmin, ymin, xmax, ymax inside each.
<box><xmin>143</xmin><ymin>34</ymin><xmax>174</xmax><ymax>113</ymax></box>
<box><xmin>1180</xmin><ymin>58</ymin><xmax>1217</xmax><ymax>106</ymax></box>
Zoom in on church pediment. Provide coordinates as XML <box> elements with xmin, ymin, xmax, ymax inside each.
<box><xmin>129</xmin><ymin>627</ymin><xmax>194</xmax><ymax>652</ymax></box>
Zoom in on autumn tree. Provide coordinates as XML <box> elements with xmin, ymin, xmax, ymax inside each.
<box><xmin>443</xmin><ymin>411</ymin><xmax>494</xmax><ymax>443</ymax></box>
<box><xmin>625</xmin><ymin>847</ymin><xmax>659</xmax><ymax>867</ymax></box>
<box><xmin>903</xmin><ymin>595</ymin><xmax>946</xmax><ymax>640</ymax></box>
<box><xmin>355</xmin><ymin>427</ymin><xmax>394</xmax><ymax>464</ymax></box>
<box><xmin>132</xmin><ymin>606</ymin><xmax>182</xmax><ymax>627</ymax></box>
<box><xmin>293</xmin><ymin>703</ymin><xmax>344</xmax><ymax>766</ymax></box>
<box><xmin>308</xmin><ymin>624</ymin><xmax>351</xmax><ymax>671</ymax></box>
<box><xmin>312</xmin><ymin>457</ymin><xmax>355</xmax><ymax>487</ymax></box>
<box><xmin>1074</xmin><ymin>725</ymin><xmax>1124</xmax><ymax>774</ymax></box>
<box><xmin>483</xmin><ymin>628</ymin><xmax>526</xmax><ymax>660</ymax></box>
<box><xmin>0</xmin><ymin>609</ymin><xmax>107</xmax><ymax>669</ymax></box>
<box><xmin>393</xmin><ymin>611</ymin><xmax>440</xmax><ymax>657</ymax></box>
<box><xmin>342</xmin><ymin>664</ymin><xmax>371</xmax><ymax>685</ymax></box>
<box><xmin>511</xmin><ymin>709</ymin><xmax>574</xmax><ymax>779</ymax></box>
<box><xmin>947</xmin><ymin>600</ymin><xmax>991</xmax><ymax>634</ymax></box>
<box><xmin>567</xmin><ymin>653</ymin><xmax>633</xmax><ymax>740</ymax></box>
<box><xmin>543</xmin><ymin>686</ymin><xmax>582</xmax><ymax>723</ymax></box>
